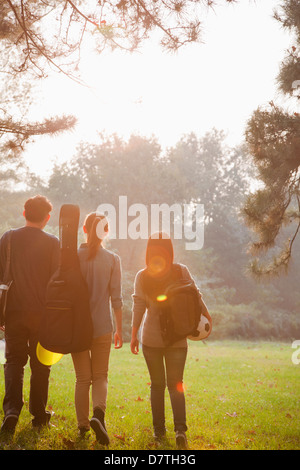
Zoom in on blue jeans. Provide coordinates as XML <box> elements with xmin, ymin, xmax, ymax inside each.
<box><xmin>142</xmin><ymin>344</ymin><xmax>188</xmax><ymax>435</ymax></box>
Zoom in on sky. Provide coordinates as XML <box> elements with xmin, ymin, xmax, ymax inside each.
<box><xmin>24</xmin><ymin>0</ymin><xmax>294</xmax><ymax>178</ymax></box>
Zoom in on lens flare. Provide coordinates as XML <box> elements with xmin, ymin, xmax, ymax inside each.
<box><xmin>176</xmin><ymin>382</ymin><xmax>186</xmax><ymax>393</ymax></box>
<box><xmin>148</xmin><ymin>255</ymin><xmax>167</xmax><ymax>276</ymax></box>
<box><xmin>156</xmin><ymin>294</ymin><xmax>168</xmax><ymax>302</ymax></box>
<box><xmin>36</xmin><ymin>342</ymin><xmax>63</xmax><ymax>366</ymax></box>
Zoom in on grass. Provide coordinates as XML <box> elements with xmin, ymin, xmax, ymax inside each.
<box><xmin>0</xmin><ymin>341</ymin><xmax>299</xmax><ymax>450</ymax></box>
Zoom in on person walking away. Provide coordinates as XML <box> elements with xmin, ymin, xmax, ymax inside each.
<box><xmin>130</xmin><ymin>232</ymin><xmax>211</xmax><ymax>450</ymax></box>
<box><xmin>0</xmin><ymin>195</ymin><xmax>59</xmax><ymax>434</ymax></box>
<box><xmin>71</xmin><ymin>212</ymin><xmax>123</xmax><ymax>445</ymax></box>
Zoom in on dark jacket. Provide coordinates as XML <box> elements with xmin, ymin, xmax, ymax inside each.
<box><xmin>0</xmin><ymin>226</ymin><xmax>59</xmax><ymax>316</ymax></box>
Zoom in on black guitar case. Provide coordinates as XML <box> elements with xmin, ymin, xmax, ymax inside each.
<box><xmin>39</xmin><ymin>204</ymin><xmax>93</xmax><ymax>354</ymax></box>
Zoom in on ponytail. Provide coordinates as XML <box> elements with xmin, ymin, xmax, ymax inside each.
<box><xmin>84</xmin><ymin>212</ymin><xmax>108</xmax><ymax>260</ymax></box>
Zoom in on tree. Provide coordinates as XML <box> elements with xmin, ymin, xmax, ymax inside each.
<box><xmin>242</xmin><ymin>0</ymin><xmax>300</xmax><ymax>277</ymax></box>
<box><xmin>2</xmin><ymin>1</ymin><xmax>237</xmax><ymax>77</ymax></box>
<box><xmin>165</xmin><ymin>129</ymin><xmax>252</xmax><ymax>220</ymax></box>
<box><xmin>0</xmin><ymin>2</ymin><xmax>77</xmax><ymax>161</ymax></box>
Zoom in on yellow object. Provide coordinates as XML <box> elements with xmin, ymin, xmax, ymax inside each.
<box><xmin>36</xmin><ymin>342</ymin><xmax>63</xmax><ymax>366</ymax></box>
<box><xmin>156</xmin><ymin>294</ymin><xmax>167</xmax><ymax>302</ymax></box>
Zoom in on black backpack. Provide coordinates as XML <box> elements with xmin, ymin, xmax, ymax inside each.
<box><xmin>145</xmin><ymin>264</ymin><xmax>202</xmax><ymax>346</ymax></box>
<box><xmin>39</xmin><ymin>204</ymin><xmax>93</xmax><ymax>354</ymax></box>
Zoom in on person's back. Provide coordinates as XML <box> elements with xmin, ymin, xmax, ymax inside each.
<box><xmin>71</xmin><ymin>212</ymin><xmax>123</xmax><ymax>444</ymax></box>
<box><xmin>78</xmin><ymin>243</ymin><xmax>122</xmax><ymax>338</ymax></box>
<box><xmin>131</xmin><ymin>232</ymin><xmax>211</xmax><ymax>450</ymax></box>
<box><xmin>0</xmin><ymin>195</ymin><xmax>59</xmax><ymax>435</ymax></box>
<box><xmin>1</xmin><ymin>226</ymin><xmax>59</xmax><ymax>319</ymax></box>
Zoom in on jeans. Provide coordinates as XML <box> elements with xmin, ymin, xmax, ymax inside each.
<box><xmin>71</xmin><ymin>333</ymin><xmax>112</xmax><ymax>429</ymax></box>
<box><xmin>3</xmin><ymin>311</ymin><xmax>51</xmax><ymax>424</ymax></box>
<box><xmin>142</xmin><ymin>344</ymin><xmax>188</xmax><ymax>435</ymax></box>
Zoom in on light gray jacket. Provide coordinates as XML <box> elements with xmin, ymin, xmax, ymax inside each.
<box><xmin>78</xmin><ymin>244</ymin><xmax>123</xmax><ymax>338</ymax></box>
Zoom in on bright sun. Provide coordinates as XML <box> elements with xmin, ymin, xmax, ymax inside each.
<box><xmin>24</xmin><ymin>0</ymin><xmax>291</xmax><ymax>178</ymax></box>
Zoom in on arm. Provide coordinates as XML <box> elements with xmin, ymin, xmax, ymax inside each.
<box><xmin>0</xmin><ymin>231</ymin><xmax>11</xmax><ymax>332</ymax></box>
<box><xmin>113</xmin><ymin>307</ymin><xmax>123</xmax><ymax>349</ymax></box>
<box><xmin>0</xmin><ymin>231</ymin><xmax>9</xmax><ymax>281</ymax></box>
<box><xmin>130</xmin><ymin>325</ymin><xmax>140</xmax><ymax>355</ymax></box>
<box><xmin>0</xmin><ymin>234</ymin><xmax>5</xmax><ymax>331</ymax></box>
<box><xmin>130</xmin><ymin>270</ymin><xmax>147</xmax><ymax>355</ymax></box>
<box><xmin>110</xmin><ymin>255</ymin><xmax>123</xmax><ymax>349</ymax></box>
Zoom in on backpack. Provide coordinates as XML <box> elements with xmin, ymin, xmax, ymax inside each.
<box><xmin>38</xmin><ymin>204</ymin><xmax>93</xmax><ymax>354</ymax></box>
<box><xmin>146</xmin><ymin>264</ymin><xmax>202</xmax><ymax>346</ymax></box>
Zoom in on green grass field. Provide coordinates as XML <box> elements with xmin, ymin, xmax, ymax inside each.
<box><xmin>0</xmin><ymin>341</ymin><xmax>299</xmax><ymax>450</ymax></box>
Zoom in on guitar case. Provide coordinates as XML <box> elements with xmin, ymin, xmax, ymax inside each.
<box><xmin>39</xmin><ymin>204</ymin><xmax>93</xmax><ymax>354</ymax></box>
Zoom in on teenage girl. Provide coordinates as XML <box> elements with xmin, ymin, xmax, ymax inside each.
<box><xmin>71</xmin><ymin>212</ymin><xmax>123</xmax><ymax>444</ymax></box>
<box><xmin>131</xmin><ymin>232</ymin><xmax>211</xmax><ymax>450</ymax></box>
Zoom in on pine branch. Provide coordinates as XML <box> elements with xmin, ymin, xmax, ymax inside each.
<box><xmin>0</xmin><ymin>115</ymin><xmax>77</xmax><ymax>138</ymax></box>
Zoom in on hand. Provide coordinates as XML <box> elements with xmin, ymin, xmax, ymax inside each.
<box><xmin>0</xmin><ymin>325</ymin><xmax>5</xmax><ymax>332</ymax></box>
<box><xmin>114</xmin><ymin>331</ymin><xmax>123</xmax><ymax>349</ymax></box>
<box><xmin>130</xmin><ymin>337</ymin><xmax>139</xmax><ymax>355</ymax></box>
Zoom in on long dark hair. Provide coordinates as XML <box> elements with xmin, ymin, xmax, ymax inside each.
<box><xmin>84</xmin><ymin>212</ymin><xmax>108</xmax><ymax>260</ymax></box>
<box><xmin>142</xmin><ymin>232</ymin><xmax>177</xmax><ymax>300</ymax></box>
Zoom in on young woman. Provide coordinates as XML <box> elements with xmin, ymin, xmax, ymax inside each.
<box><xmin>130</xmin><ymin>233</ymin><xmax>211</xmax><ymax>450</ymax></box>
<box><xmin>71</xmin><ymin>212</ymin><xmax>123</xmax><ymax>444</ymax></box>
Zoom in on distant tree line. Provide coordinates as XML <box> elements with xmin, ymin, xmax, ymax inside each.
<box><xmin>1</xmin><ymin>130</ymin><xmax>299</xmax><ymax>341</ymax></box>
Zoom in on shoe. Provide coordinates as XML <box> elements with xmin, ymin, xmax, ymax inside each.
<box><xmin>90</xmin><ymin>408</ymin><xmax>109</xmax><ymax>446</ymax></box>
<box><xmin>78</xmin><ymin>427</ymin><xmax>90</xmax><ymax>439</ymax></box>
<box><xmin>0</xmin><ymin>414</ymin><xmax>18</xmax><ymax>435</ymax></box>
<box><xmin>176</xmin><ymin>431</ymin><xmax>188</xmax><ymax>450</ymax></box>
<box><xmin>32</xmin><ymin>411</ymin><xmax>51</xmax><ymax>430</ymax></box>
<box><xmin>154</xmin><ymin>429</ymin><xmax>166</xmax><ymax>443</ymax></box>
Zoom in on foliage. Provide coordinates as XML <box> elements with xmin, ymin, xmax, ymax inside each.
<box><xmin>242</xmin><ymin>0</ymin><xmax>300</xmax><ymax>276</ymax></box>
<box><xmin>2</xmin><ymin>0</ymin><xmax>236</xmax><ymax>78</ymax></box>
<box><xmin>0</xmin><ymin>114</ymin><xmax>77</xmax><ymax>166</ymax></box>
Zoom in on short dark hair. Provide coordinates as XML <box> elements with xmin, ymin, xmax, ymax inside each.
<box><xmin>24</xmin><ymin>195</ymin><xmax>53</xmax><ymax>223</ymax></box>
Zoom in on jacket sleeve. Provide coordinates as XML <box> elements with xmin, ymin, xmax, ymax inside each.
<box><xmin>0</xmin><ymin>231</ymin><xmax>10</xmax><ymax>281</ymax></box>
<box><xmin>131</xmin><ymin>270</ymin><xmax>147</xmax><ymax>329</ymax></box>
<box><xmin>109</xmin><ymin>254</ymin><xmax>123</xmax><ymax>310</ymax></box>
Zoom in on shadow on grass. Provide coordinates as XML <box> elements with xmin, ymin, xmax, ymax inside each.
<box><xmin>0</xmin><ymin>423</ymin><xmax>41</xmax><ymax>450</ymax></box>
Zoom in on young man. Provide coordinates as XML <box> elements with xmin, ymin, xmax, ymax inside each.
<box><xmin>0</xmin><ymin>195</ymin><xmax>60</xmax><ymax>434</ymax></box>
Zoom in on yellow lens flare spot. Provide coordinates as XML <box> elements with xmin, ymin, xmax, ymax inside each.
<box><xmin>157</xmin><ymin>294</ymin><xmax>167</xmax><ymax>302</ymax></box>
<box><xmin>36</xmin><ymin>342</ymin><xmax>63</xmax><ymax>366</ymax></box>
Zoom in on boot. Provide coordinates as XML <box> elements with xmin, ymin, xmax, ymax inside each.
<box><xmin>176</xmin><ymin>431</ymin><xmax>188</xmax><ymax>450</ymax></box>
<box><xmin>0</xmin><ymin>414</ymin><xmax>18</xmax><ymax>435</ymax></box>
<box><xmin>90</xmin><ymin>407</ymin><xmax>109</xmax><ymax>445</ymax></box>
